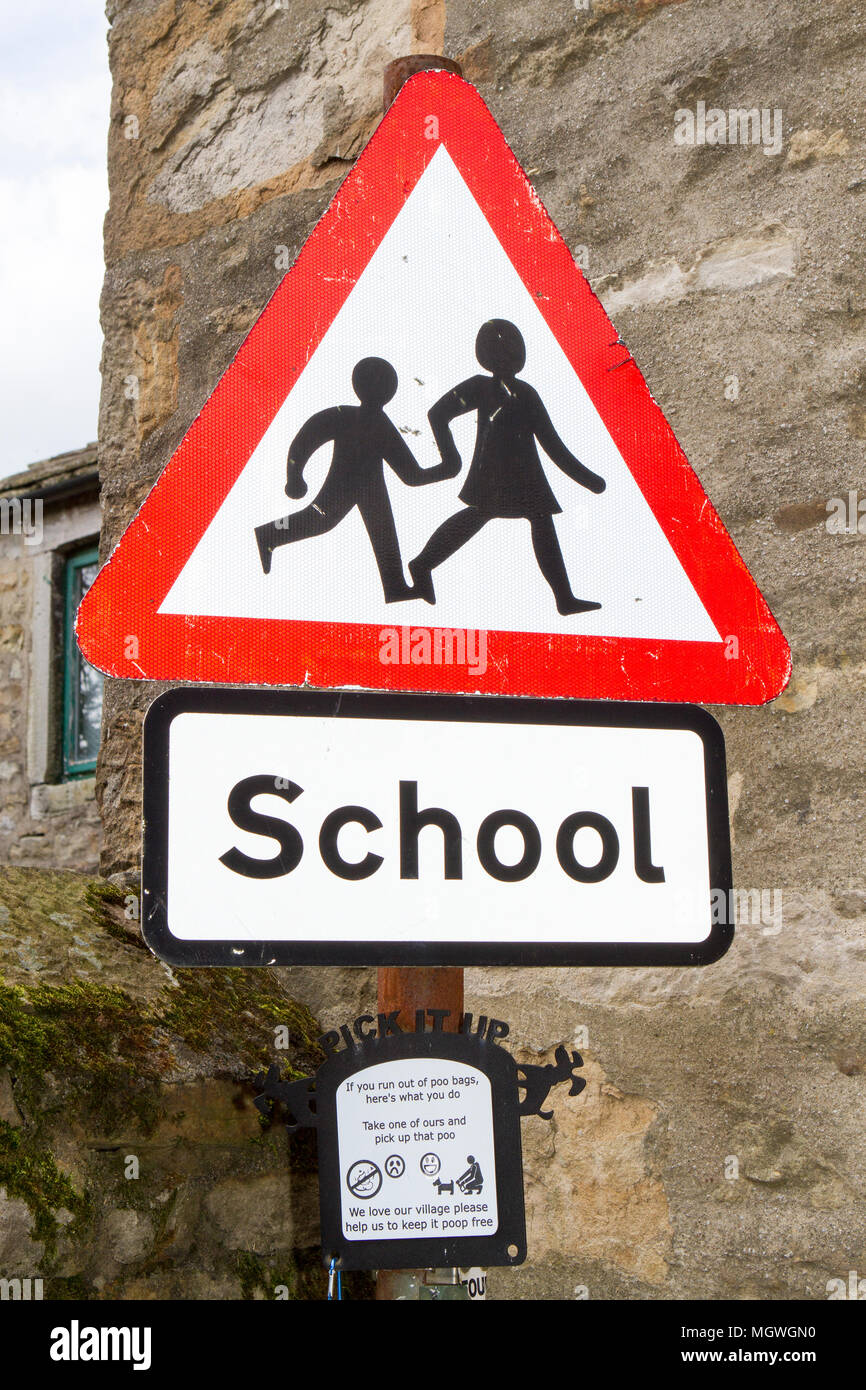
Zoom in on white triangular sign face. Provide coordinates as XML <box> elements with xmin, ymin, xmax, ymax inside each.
<box><xmin>161</xmin><ymin>148</ymin><xmax>719</xmax><ymax>644</ymax></box>
<box><xmin>78</xmin><ymin>71</ymin><xmax>789</xmax><ymax>703</ymax></box>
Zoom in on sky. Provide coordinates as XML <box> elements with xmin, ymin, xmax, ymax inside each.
<box><xmin>0</xmin><ymin>2</ymin><xmax>111</xmax><ymax>480</ymax></box>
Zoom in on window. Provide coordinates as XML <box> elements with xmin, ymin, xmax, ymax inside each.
<box><xmin>62</xmin><ymin>546</ymin><xmax>103</xmax><ymax>778</ymax></box>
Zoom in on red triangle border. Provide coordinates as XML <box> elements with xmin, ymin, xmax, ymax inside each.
<box><xmin>77</xmin><ymin>71</ymin><xmax>791</xmax><ymax>705</ymax></box>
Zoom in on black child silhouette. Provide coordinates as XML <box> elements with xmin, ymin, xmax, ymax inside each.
<box><xmin>408</xmin><ymin>320</ymin><xmax>606</xmax><ymax>615</ymax></box>
<box><xmin>255</xmin><ymin>357</ymin><xmax>456</xmax><ymax>602</ymax></box>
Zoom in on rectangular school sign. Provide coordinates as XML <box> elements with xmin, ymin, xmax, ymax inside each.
<box><xmin>142</xmin><ymin>691</ymin><xmax>732</xmax><ymax>968</ymax></box>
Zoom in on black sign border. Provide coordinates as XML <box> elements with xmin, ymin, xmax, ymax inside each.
<box><xmin>315</xmin><ymin>1030</ymin><xmax>526</xmax><ymax>1271</ymax></box>
<box><xmin>142</xmin><ymin>688</ymin><xmax>733</xmax><ymax>967</ymax></box>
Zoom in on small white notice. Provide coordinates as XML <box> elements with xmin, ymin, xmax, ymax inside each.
<box><xmin>336</xmin><ymin>1058</ymin><xmax>498</xmax><ymax>1242</ymax></box>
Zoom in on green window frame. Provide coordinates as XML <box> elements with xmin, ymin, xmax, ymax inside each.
<box><xmin>62</xmin><ymin>545</ymin><xmax>103</xmax><ymax>778</ymax></box>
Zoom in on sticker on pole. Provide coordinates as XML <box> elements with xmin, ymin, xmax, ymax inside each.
<box><xmin>141</xmin><ymin>689</ymin><xmax>733</xmax><ymax>968</ymax></box>
<box><xmin>76</xmin><ymin>70</ymin><xmax>789</xmax><ymax>705</ymax></box>
<box><xmin>314</xmin><ymin>1029</ymin><xmax>526</xmax><ymax>1271</ymax></box>
<box><xmin>338</xmin><ymin>1061</ymin><xmax>497</xmax><ymax>1240</ymax></box>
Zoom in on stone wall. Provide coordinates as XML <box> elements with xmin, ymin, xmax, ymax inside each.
<box><xmin>94</xmin><ymin>0</ymin><xmax>865</xmax><ymax>1298</ymax></box>
<box><xmin>0</xmin><ymin>868</ymin><xmax>364</xmax><ymax>1299</ymax></box>
<box><xmin>0</xmin><ymin>451</ymin><xmax>102</xmax><ymax>872</ymax></box>
<box><xmin>0</xmin><ymin>530</ymin><xmax>30</xmax><ymax>855</ymax></box>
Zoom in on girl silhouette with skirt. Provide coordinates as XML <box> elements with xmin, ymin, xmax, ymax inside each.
<box><xmin>409</xmin><ymin>319</ymin><xmax>606</xmax><ymax>614</ymax></box>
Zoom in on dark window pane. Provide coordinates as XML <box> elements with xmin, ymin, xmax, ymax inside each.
<box><xmin>64</xmin><ymin>549</ymin><xmax>103</xmax><ymax>775</ymax></box>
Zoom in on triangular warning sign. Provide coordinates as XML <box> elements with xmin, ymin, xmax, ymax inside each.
<box><xmin>78</xmin><ymin>71</ymin><xmax>790</xmax><ymax>705</ymax></box>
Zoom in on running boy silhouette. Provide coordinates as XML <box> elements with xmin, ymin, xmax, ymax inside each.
<box><xmin>408</xmin><ymin>320</ymin><xmax>606</xmax><ymax>614</ymax></box>
<box><xmin>255</xmin><ymin>357</ymin><xmax>457</xmax><ymax>601</ymax></box>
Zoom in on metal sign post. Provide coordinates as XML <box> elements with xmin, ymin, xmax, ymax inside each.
<box><xmin>76</xmin><ymin>45</ymin><xmax>789</xmax><ymax>1303</ymax></box>
<box><xmin>377</xmin><ymin>57</ymin><xmax>466</xmax><ymax>1301</ymax></box>
<box><xmin>376</xmin><ymin>959</ymin><xmax>464</xmax><ymax>1299</ymax></box>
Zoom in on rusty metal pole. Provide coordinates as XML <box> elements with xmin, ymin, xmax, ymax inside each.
<box><xmin>375</xmin><ymin>964</ymin><xmax>465</xmax><ymax>1302</ymax></box>
<box><xmin>383</xmin><ymin>53</ymin><xmax>462</xmax><ymax>109</ymax></box>
<box><xmin>376</xmin><ymin>53</ymin><xmax>464</xmax><ymax>1302</ymax></box>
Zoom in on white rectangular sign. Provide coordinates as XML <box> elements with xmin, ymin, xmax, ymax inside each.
<box><xmin>336</xmin><ymin>1058</ymin><xmax>498</xmax><ymax>1242</ymax></box>
<box><xmin>142</xmin><ymin>691</ymin><xmax>732</xmax><ymax>966</ymax></box>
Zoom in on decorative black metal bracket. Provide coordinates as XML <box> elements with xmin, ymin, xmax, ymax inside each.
<box><xmin>253</xmin><ymin>1065</ymin><xmax>318</xmax><ymax>1132</ymax></box>
<box><xmin>255</xmin><ymin>1041</ymin><xmax>586</xmax><ymax>1130</ymax></box>
<box><xmin>253</xmin><ymin>1017</ymin><xmax>586</xmax><ymax>1273</ymax></box>
<box><xmin>515</xmin><ymin>1045</ymin><xmax>586</xmax><ymax>1120</ymax></box>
